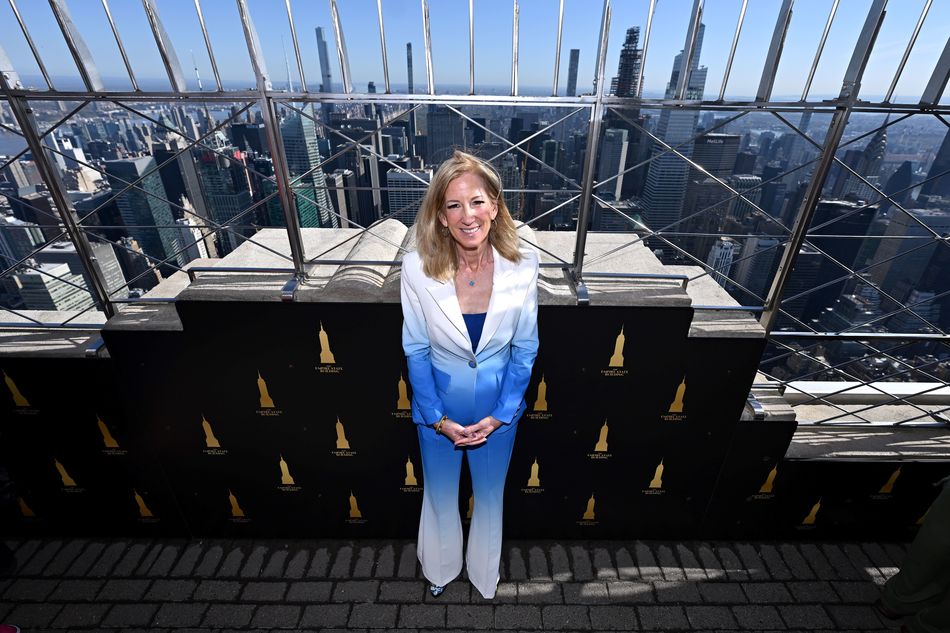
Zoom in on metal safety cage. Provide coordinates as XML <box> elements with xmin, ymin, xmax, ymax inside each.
<box><xmin>0</xmin><ymin>0</ymin><xmax>947</xmax><ymax>426</ymax></box>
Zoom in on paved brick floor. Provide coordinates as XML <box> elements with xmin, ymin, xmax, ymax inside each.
<box><xmin>0</xmin><ymin>538</ymin><xmax>910</xmax><ymax>631</ymax></box>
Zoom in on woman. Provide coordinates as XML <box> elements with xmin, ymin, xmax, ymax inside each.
<box><xmin>400</xmin><ymin>150</ymin><xmax>539</xmax><ymax>599</ymax></box>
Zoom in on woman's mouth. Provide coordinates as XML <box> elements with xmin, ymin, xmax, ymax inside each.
<box><xmin>460</xmin><ymin>225</ymin><xmax>480</xmax><ymax>236</ymax></box>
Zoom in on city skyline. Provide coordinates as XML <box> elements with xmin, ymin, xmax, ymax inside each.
<box><xmin>1</xmin><ymin>0</ymin><xmax>948</xmax><ymax>101</ymax></box>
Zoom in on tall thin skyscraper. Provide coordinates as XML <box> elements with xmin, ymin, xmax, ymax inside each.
<box><xmin>407</xmin><ymin>43</ymin><xmax>417</xmax><ymax>157</ymax></box>
<box><xmin>316</xmin><ymin>27</ymin><xmax>332</xmax><ymax>92</ymax></box>
<box><xmin>641</xmin><ymin>25</ymin><xmax>708</xmax><ymax>235</ymax></box>
<box><xmin>566</xmin><ymin>49</ymin><xmax>579</xmax><ymax>97</ymax></box>
<box><xmin>407</xmin><ymin>43</ymin><xmax>414</xmax><ymax>95</ymax></box>
<box><xmin>613</xmin><ymin>28</ymin><xmax>642</xmax><ymax>98</ymax></box>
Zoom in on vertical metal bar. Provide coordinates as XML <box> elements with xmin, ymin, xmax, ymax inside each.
<box><xmin>329</xmin><ymin>0</ymin><xmax>353</xmax><ymax>94</ymax></box>
<box><xmin>921</xmin><ymin>35</ymin><xmax>950</xmax><ymax>106</ymax></box>
<box><xmin>421</xmin><ymin>0</ymin><xmax>435</xmax><ymax>95</ymax></box>
<box><xmin>636</xmin><ymin>0</ymin><xmax>656</xmax><ymax>99</ymax></box>
<box><xmin>552</xmin><ymin>0</ymin><xmax>564</xmax><ymax>96</ymax></box>
<box><xmin>0</xmin><ymin>94</ymin><xmax>114</xmax><ymax>316</ymax></box>
<box><xmin>235</xmin><ymin>0</ymin><xmax>307</xmax><ymax>280</ymax></box>
<box><xmin>675</xmin><ymin>0</ymin><xmax>704</xmax><ymax>100</ymax></box>
<box><xmin>236</xmin><ymin>0</ymin><xmax>271</xmax><ymax>90</ymax></box>
<box><xmin>0</xmin><ymin>42</ymin><xmax>23</xmax><ymax>90</ymax></box>
<box><xmin>511</xmin><ymin>0</ymin><xmax>520</xmax><ymax>96</ymax></box>
<box><xmin>48</xmin><ymin>0</ymin><xmax>105</xmax><ymax>93</ymax></box>
<box><xmin>285</xmin><ymin>0</ymin><xmax>309</xmax><ymax>92</ymax></box>
<box><xmin>755</xmin><ymin>0</ymin><xmax>795</xmax><ymax>102</ymax></box>
<box><xmin>761</xmin><ymin>0</ymin><xmax>888</xmax><ymax>333</ymax></box>
<box><xmin>375</xmin><ymin>0</ymin><xmax>391</xmax><ymax>94</ymax></box>
<box><xmin>841</xmin><ymin>0</ymin><xmax>888</xmax><ymax>99</ymax></box>
<box><xmin>194</xmin><ymin>0</ymin><xmax>223</xmax><ymax>92</ymax></box>
<box><xmin>801</xmin><ymin>0</ymin><xmax>839</xmax><ymax>101</ymax></box>
<box><xmin>9</xmin><ymin>0</ymin><xmax>53</xmax><ymax>90</ymax></box>
<box><xmin>101</xmin><ymin>0</ymin><xmax>139</xmax><ymax>92</ymax></box>
<box><xmin>469</xmin><ymin>0</ymin><xmax>475</xmax><ymax>94</ymax></box>
<box><xmin>572</xmin><ymin>0</ymin><xmax>610</xmax><ymax>290</ymax></box>
<box><xmin>141</xmin><ymin>0</ymin><xmax>187</xmax><ymax>92</ymax></box>
<box><xmin>718</xmin><ymin>0</ymin><xmax>748</xmax><ymax>101</ymax></box>
<box><xmin>885</xmin><ymin>0</ymin><xmax>931</xmax><ymax>102</ymax></box>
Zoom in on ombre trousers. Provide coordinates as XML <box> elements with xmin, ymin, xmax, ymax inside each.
<box><xmin>416</xmin><ymin>421</ymin><xmax>517</xmax><ymax>599</ymax></box>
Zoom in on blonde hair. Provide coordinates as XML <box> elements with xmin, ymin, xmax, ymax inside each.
<box><xmin>415</xmin><ymin>150</ymin><xmax>523</xmax><ymax>280</ymax></box>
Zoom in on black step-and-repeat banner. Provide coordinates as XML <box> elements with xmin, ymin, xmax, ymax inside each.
<box><xmin>1</xmin><ymin>299</ymin><xmax>946</xmax><ymax>539</ymax></box>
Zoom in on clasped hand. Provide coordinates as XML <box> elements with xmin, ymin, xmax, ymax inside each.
<box><xmin>440</xmin><ymin>416</ymin><xmax>502</xmax><ymax>447</ymax></box>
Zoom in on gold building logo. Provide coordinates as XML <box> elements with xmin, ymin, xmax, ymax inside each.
<box><xmin>527</xmin><ymin>375</ymin><xmax>552</xmax><ymax>420</ymax></box>
<box><xmin>98</xmin><ymin>416</ymin><xmax>119</xmax><ymax>448</ymax></box>
<box><xmin>228</xmin><ymin>489</ymin><xmax>249</xmax><ymax>522</ymax></box>
<box><xmin>466</xmin><ymin>494</ymin><xmax>474</xmax><ymax>520</ymax></box>
<box><xmin>644</xmin><ymin>459</ymin><xmax>665</xmax><ymax>495</ymax></box>
<box><xmin>346</xmin><ymin>490</ymin><xmax>367</xmax><ymax>524</ymax></box>
<box><xmin>404</xmin><ymin>457</ymin><xmax>418</xmax><ymax>486</ymax></box>
<box><xmin>661</xmin><ymin>378</ymin><xmax>687</xmax><ymax>421</ymax></box>
<box><xmin>802</xmin><ymin>499</ymin><xmax>821</xmax><ymax>526</ymax></box>
<box><xmin>877</xmin><ymin>467</ymin><xmax>901</xmax><ymax>495</ymax></box>
<box><xmin>522</xmin><ymin>458</ymin><xmax>543</xmax><ymax>494</ymax></box>
<box><xmin>98</xmin><ymin>416</ymin><xmax>127</xmax><ymax>455</ymax></box>
<box><xmin>578</xmin><ymin>493</ymin><xmax>598</xmax><ymax>526</ymax></box>
<box><xmin>609</xmin><ymin>327</ymin><xmax>625</xmax><ymax>367</ymax></box>
<box><xmin>750</xmin><ymin>464</ymin><xmax>779</xmax><ymax>500</ymax></box>
<box><xmin>317</xmin><ymin>322</ymin><xmax>342</xmax><ymax>373</ymax></box>
<box><xmin>401</xmin><ymin>456</ymin><xmax>422</xmax><ymax>492</ymax></box>
<box><xmin>534</xmin><ymin>376</ymin><xmax>548</xmax><ymax>411</ymax></box>
<box><xmin>134</xmin><ymin>489</ymin><xmax>155</xmax><ymax>520</ymax></box>
<box><xmin>397</xmin><ymin>374</ymin><xmax>411</xmax><ymax>407</ymax></box>
<box><xmin>4</xmin><ymin>369</ymin><xmax>29</xmax><ymax>407</ymax></box>
<box><xmin>5</xmin><ymin>369</ymin><xmax>37</xmax><ymax>414</ymax></box>
<box><xmin>278</xmin><ymin>454</ymin><xmax>301</xmax><ymax>492</ymax></box>
<box><xmin>256</xmin><ymin>371</ymin><xmax>281</xmax><ymax>416</ymax></box>
<box><xmin>332</xmin><ymin>417</ymin><xmax>356</xmax><ymax>456</ymax></box>
<box><xmin>588</xmin><ymin>419</ymin><xmax>611</xmax><ymax>459</ymax></box>
<box><xmin>54</xmin><ymin>458</ymin><xmax>79</xmax><ymax>489</ymax></box>
<box><xmin>202</xmin><ymin>415</ymin><xmax>227</xmax><ymax>455</ymax></box>
<box><xmin>602</xmin><ymin>326</ymin><xmax>628</xmax><ymax>377</ymax></box>
<box><xmin>18</xmin><ymin>496</ymin><xmax>35</xmax><ymax>517</ymax></box>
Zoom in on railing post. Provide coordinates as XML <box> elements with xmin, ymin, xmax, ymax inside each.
<box><xmin>760</xmin><ymin>0</ymin><xmax>888</xmax><ymax>332</ymax></box>
<box><xmin>236</xmin><ymin>0</ymin><xmax>308</xmax><ymax>296</ymax></box>
<box><xmin>570</xmin><ymin>0</ymin><xmax>610</xmax><ymax>303</ymax></box>
<box><xmin>0</xmin><ymin>80</ymin><xmax>115</xmax><ymax>316</ymax></box>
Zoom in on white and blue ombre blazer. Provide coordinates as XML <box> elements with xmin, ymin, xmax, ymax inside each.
<box><xmin>400</xmin><ymin>245</ymin><xmax>539</xmax><ymax>428</ymax></box>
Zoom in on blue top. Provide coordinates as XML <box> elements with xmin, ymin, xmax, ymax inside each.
<box><xmin>461</xmin><ymin>312</ymin><xmax>487</xmax><ymax>355</ymax></box>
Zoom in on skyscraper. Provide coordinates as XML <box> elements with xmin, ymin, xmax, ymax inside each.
<box><xmin>596</xmin><ymin>128</ymin><xmax>629</xmax><ymax>200</ymax></box>
<box><xmin>193</xmin><ymin>140</ymin><xmax>254</xmax><ymax>256</ymax></box>
<box><xmin>280</xmin><ymin>111</ymin><xmax>337</xmax><ymax>228</ymax></box>
<box><xmin>566</xmin><ymin>49</ymin><xmax>580</xmax><ymax>97</ymax></box>
<box><xmin>706</xmin><ymin>236</ymin><xmax>737</xmax><ymax>288</ymax></box>
<box><xmin>406</xmin><ymin>43</ymin><xmax>418</xmax><ymax>157</ymax></box>
<box><xmin>316</xmin><ymin>27</ymin><xmax>332</xmax><ymax>93</ymax></box>
<box><xmin>641</xmin><ymin>25</ymin><xmax>708</xmax><ymax>236</ymax></box>
<box><xmin>104</xmin><ymin>157</ymin><xmax>188</xmax><ymax>272</ymax></box>
<box><xmin>386</xmin><ymin>168</ymin><xmax>432</xmax><ymax>226</ymax></box>
<box><xmin>613</xmin><ymin>28</ymin><xmax>642</xmax><ymax>98</ymax></box>
<box><xmin>920</xmin><ymin>129</ymin><xmax>950</xmax><ymax>198</ymax></box>
<box><xmin>426</xmin><ymin>106</ymin><xmax>464</xmax><ymax>166</ymax></box>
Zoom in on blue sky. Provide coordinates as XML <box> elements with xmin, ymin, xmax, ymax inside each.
<box><xmin>1</xmin><ymin>0</ymin><xmax>947</xmax><ymax>101</ymax></box>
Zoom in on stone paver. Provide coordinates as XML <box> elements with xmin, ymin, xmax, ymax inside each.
<box><xmin>0</xmin><ymin>537</ymin><xmax>902</xmax><ymax>632</ymax></box>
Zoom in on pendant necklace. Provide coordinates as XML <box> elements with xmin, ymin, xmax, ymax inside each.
<box><xmin>462</xmin><ymin>251</ymin><xmax>491</xmax><ymax>287</ymax></box>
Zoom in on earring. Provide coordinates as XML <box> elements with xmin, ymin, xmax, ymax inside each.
<box><xmin>441</xmin><ymin>225</ymin><xmax>450</xmax><ymax>236</ymax></box>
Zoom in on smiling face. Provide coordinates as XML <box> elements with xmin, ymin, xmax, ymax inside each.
<box><xmin>438</xmin><ymin>171</ymin><xmax>498</xmax><ymax>252</ymax></box>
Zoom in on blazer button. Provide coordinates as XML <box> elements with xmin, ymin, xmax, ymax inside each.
<box><xmin>468</xmin><ymin>360</ymin><xmax>477</xmax><ymax>368</ymax></box>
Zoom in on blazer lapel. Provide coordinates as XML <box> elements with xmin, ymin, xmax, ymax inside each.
<box><xmin>475</xmin><ymin>245</ymin><xmax>519</xmax><ymax>356</ymax></box>
<box><xmin>426</xmin><ymin>279</ymin><xmax>472</xmax><ymax>354</ymax></box>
